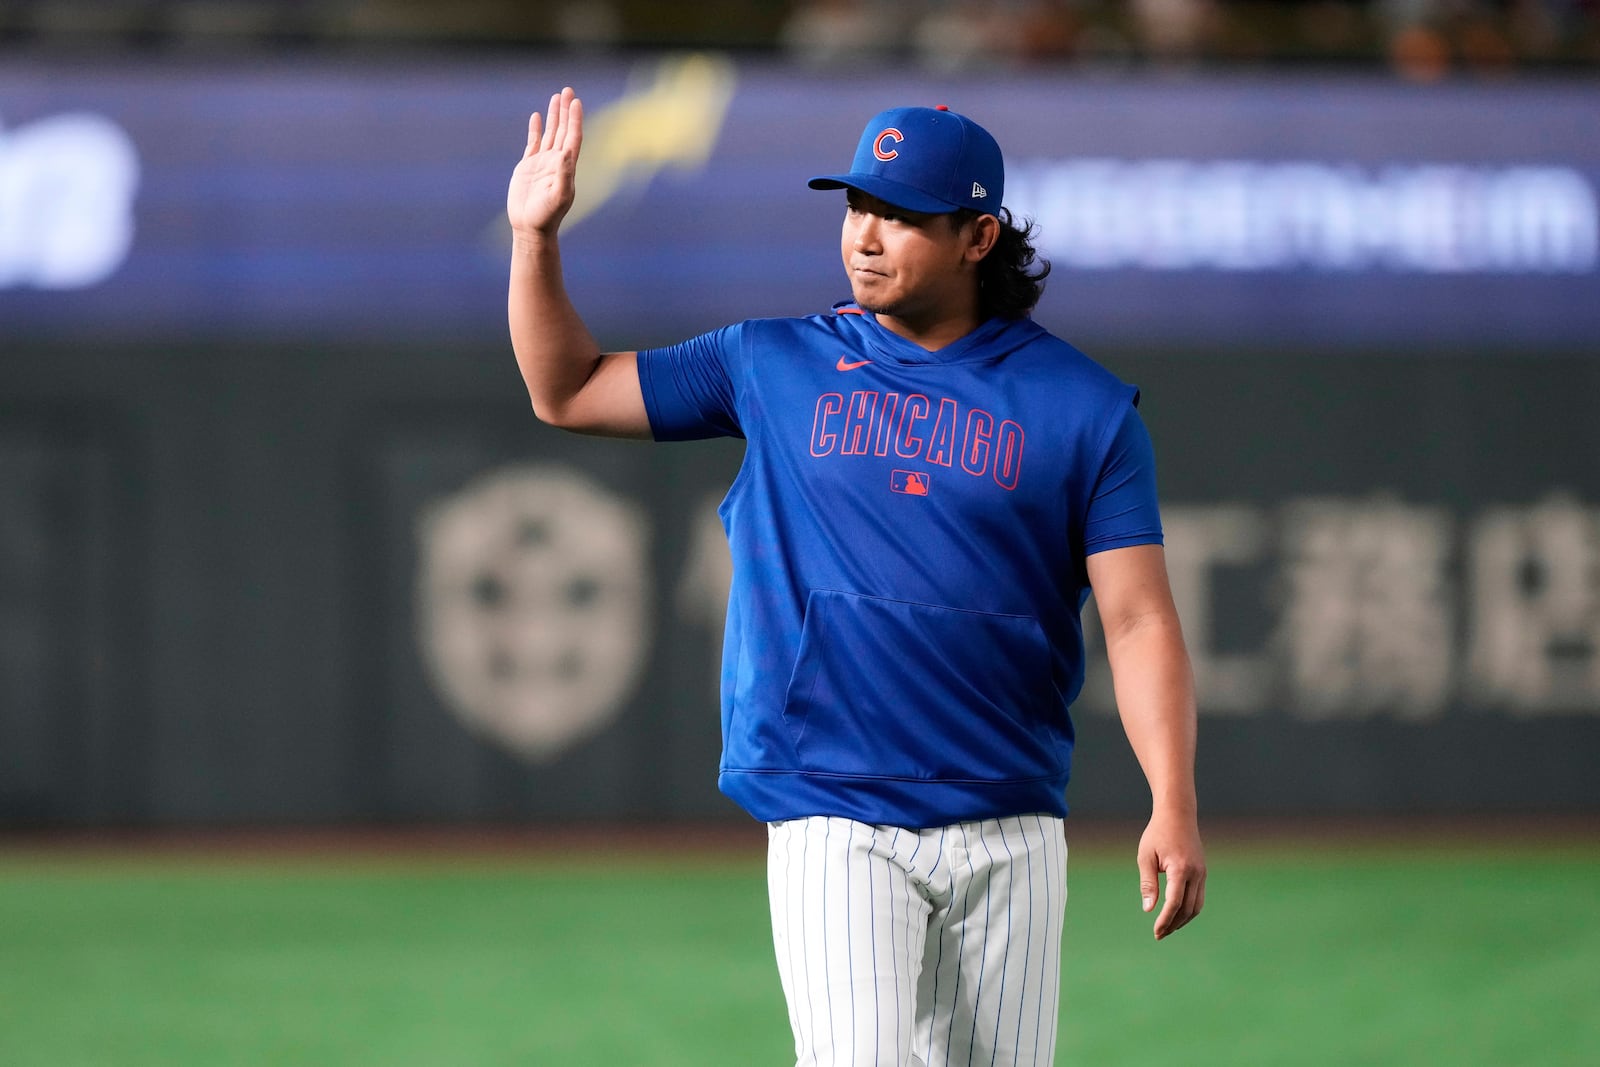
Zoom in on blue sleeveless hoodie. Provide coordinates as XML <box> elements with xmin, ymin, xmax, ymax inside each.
<box><xmin>639</xmin><ymin>305</ymin><xmax>1162</xmax><ymax>828</ymax></box>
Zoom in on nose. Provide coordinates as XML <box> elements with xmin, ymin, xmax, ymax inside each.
<box><xmin>852</xmin><ymin>212</ymin><xmax>882</xmax><ymax>254</ymax></box>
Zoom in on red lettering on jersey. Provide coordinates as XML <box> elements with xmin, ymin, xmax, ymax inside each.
<box><xmin>841</xmin><ymin>391</ymin><xmax>877</xmax><ymax>455</ymax></box>
<box><xmin>993</xmin><ymin>419</ymin><xmax>1025</xmax><ymax>490</ymax></box>
<box><xmin>812</xmin><ymin>388</ymin><xmax>1023</xmax><ymax>492</ymax></box>
<box><xmin>961</xmin><ymin>408</ymin><xmax>994</xmax><ymax>477</ymax></box>
<box><xmin>872</xmin><ymin>393</ymin><xmax>901</xmax><ymax>456</ymax></box>
<box><xmin>894</xmin><ymin>394</ymin><xmax>931</xmax><ymax>458</ymax></box>
<box><xmin>926</xmin><ymin>397</ymin><xmax>958</xmax><ymax>468</ymax></box>
<box><xmin>811</xmin><ymin>393</ymin><xmax>844</xmax><ymax>457</ymax></box>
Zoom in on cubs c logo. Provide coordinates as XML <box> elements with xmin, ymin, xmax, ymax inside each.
<box><xmin>873</xmin><ymin>127</ymin><xmax>903</xmax><ymax>162</ymax></box>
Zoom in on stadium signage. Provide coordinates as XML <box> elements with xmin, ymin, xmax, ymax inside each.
<box><xmin>0</xmin><ymin>112</ymin><xmax>139</xmax><ymax>289</ymax></box>
<box><xmin>1009</xmin><ymin>160</ymin><xmax>1597</xmax><ymax>275</ymax></box>
<box><xmin>2</xmin><ymin>58</ymin><xmax>1596</xmax><ymax>349</ymax></box>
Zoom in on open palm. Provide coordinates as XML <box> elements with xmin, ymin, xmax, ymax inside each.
<box><xmin>507</xmin><ymin>87</ymin><xmax>584</xmax><ymax>238</ymax></box>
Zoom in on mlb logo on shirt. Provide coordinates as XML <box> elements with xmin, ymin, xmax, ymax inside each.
<box><xmin>891</xmin><ymin>470</ymin><xmax>931</xmax><ymax>496</ymax></box>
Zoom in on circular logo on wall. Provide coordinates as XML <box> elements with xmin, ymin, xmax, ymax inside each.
<box><xmin>416</xmin><ymin>465</ymin><xmax>651</xmax><ymax>761</ymax></box>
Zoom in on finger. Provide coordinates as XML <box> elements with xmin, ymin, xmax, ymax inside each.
<box><xmin>1169</xmin><ymin>875</ymin><xmax>1202</xmax><ymax>936</ymax></box>
<box><xmin>525</xmin><ymin>111</ymin><xmax>542</xmax><ymax>158</ymax></box>
<box><xmin>1171</xmin><ymin>863</ymin><xmax>1209</xmax><ymax>937</ymax></box>
<box><xmin>541</xmin><ymin>91</ymin><xmax>561</xmax><ymax>151</ymax></box>
<box><xmin>1138</xmin><ymin>849</ymin><xmax>1159</xmax><ymax>914</ymax></box>
<box><xmin>554</xmin><ymin>87</ymin><xmax>574</xmax><ymax>145</ymax></box>
<box><xmin>1158</xmin><ymin>870</ymin><xmax>1196</xmax><ymax>940</ymax></box>
<box><xmin>566</xmin><ymin>94</ymin><xmax>583</xmax><ymax>156</ymax></box>
<box><xmin>1153</xmin><ymin>871</ymin><xmax>1185</xmax><ymax>939</ymax></box>
<box><xmin>1181</xmin><ymin>871</ymin><xmax>1207</xmax><ymax>931</ymax></box>
<box><xmin>555</xmin><ymin>88</ymin><xmax>577</xmax><ymax>151</ymax></box>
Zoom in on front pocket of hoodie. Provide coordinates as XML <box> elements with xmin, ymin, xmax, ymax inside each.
<box><xmin>780</xmin><ymin>589</ymin><xmax>1065</xmax><ymax>782</ymax></box>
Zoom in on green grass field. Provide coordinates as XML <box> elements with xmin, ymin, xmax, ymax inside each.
<box><xmin>1</xmin><ymin>832</ymin><xmax>1596</xmax><ymax>1066</ymax></box>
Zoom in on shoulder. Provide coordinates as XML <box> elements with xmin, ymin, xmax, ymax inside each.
<box><xmin>645</xmin><ymin>314</ymin><xmax>825</xmax><ymax>359</ymax></box>
<box><xmin>1008</xmin><ymin>320</ymin><xmax>1141</xmax><ymax>407</ymax></box>
<box><xmin>720</xmin><ymin>307</ymin><xmax>868</xmax><ymax>351</ymax></box>
<box><xmin>764</xmin><ymin>304</ymin><xmax>867</xmax><ymax>333</ymax></box>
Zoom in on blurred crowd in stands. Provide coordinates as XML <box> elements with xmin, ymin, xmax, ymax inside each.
<box><xmin>2</xmin><ymin>0</ymin><xmax>1596</xmax><ymax>77</ymax></box>
<box><xmin>780</xmin><ymin>0</ymin><xmax>1599</xmax><ymax>77</ymax></box>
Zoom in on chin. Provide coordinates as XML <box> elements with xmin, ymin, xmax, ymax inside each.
<box><xmin>850</xmin><ymin>288</ymin><xmax>894</xmax><ymax>316</ymax></box>
<box><xmin>849</xmin><ymin>278</ymin><xmax>893</xmax><ymax>315</ymax></box>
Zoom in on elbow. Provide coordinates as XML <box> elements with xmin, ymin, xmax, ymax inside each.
<box><xmin>529</xmin><ymin>394</ymin><xmax>576</xmax><ymax>430</ymax></box>
<box><xmin>530</xmin><ymin>396</ymin><xmax>608</xmax><ymax>436</ymax></box>
<box><xmin>529</xmin><ymin>397</ymin><xmax>559</xmax><ymax>427</ymax></box>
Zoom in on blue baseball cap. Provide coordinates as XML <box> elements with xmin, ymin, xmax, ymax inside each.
<box><xmin>809</xmin><ymin>105</ymin><xmax>1004</xmax><ymax>215</ymax></box>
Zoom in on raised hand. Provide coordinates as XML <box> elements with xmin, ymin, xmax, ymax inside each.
<box><xmin>507</xmin><ymin>87</ymin><xmax>584</xmax><ymax>240</ymax></box>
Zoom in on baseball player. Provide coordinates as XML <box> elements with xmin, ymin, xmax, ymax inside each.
<box><xmin>507</xmin><ymin>87</ymin><xmax>1206</xmax><ymax>1066</ymax></box>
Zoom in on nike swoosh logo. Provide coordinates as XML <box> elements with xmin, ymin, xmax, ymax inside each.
<box><xmin>836</xmin><ymin>356</ymin><xmax>872</xmax><ymax>371</ymax></box>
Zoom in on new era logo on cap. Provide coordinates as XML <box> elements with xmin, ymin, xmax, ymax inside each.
<box><xmin>808</xmin><ymin>105</ymin><xmax>1005</xmax><ymax>216</ymax></box>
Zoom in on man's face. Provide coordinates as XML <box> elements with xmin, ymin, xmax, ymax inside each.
<box><xmin>840</xmin><ymin>189</ymin><xmax>974</xmax><ymax>322</ymax></box>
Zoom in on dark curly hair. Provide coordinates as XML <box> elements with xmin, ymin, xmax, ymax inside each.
<box><xmin>952</xmin><ymin>207</ymin><xmax>1052</xmax><ymax>321</ymax></box>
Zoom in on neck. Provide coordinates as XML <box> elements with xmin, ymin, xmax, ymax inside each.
<box><xmin>874</xmin><ymin>311</ymin><xmax>982</xmax><ymax>351</ymax></box>
<box><xmin>871</xmin><ymin>286</ymin><xmax>983</xmax><ymax>351</ymax></box>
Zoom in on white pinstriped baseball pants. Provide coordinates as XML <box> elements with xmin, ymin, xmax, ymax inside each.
<box><xmin>767</xmin><ymin>815</ymin><xmax>1068</xmax><ymax>1067</ymax></box>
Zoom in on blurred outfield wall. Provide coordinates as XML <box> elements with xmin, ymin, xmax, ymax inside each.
<box><xmin>2</xmin><ymin>55</ymin><xmax>1598</xmax><ymax>825</ymax></box>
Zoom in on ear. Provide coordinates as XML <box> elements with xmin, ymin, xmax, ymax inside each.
<box><xmin>964</xmin><ymin>213</ymin><xmax>1000</xmax><ymax>264</ymax></box>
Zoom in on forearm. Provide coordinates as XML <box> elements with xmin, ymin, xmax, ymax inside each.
<box><xmin>1105</xmin><ymin>614</ymin><xmax>1198</xmax><ymax>816</ymax></box>
<box><xmin>508</xmin><ymin>231</ymin><xmax>603</xmax><ymax>424</ymax></box>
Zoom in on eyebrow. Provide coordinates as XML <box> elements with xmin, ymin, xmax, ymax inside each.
<box><xmin>846</xmin><ymin>190</ymin><xmax>929</xmax><ymax>220</ymax></box>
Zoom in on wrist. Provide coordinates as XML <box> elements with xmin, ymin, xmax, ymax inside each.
<box><xmin>1150</xmin><ymin>790</ymin><xmax>1198</xmax><ymax>820</ymax></box>
<box><xmin>511</xmin><ymin>228</ymin><xmax>558</xmax><ymax>257</ymax></box>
